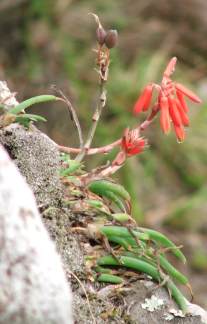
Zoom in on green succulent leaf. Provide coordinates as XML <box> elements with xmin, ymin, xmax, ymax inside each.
<box><xmin>60</xmin><ymin>160</ymin><xmax>82</xmax><ymax>176</ymax></box>
<box><xmin>15</xmin><ymin>113</ymin><xmax>47</xmax><ymax>127</ymax></box>
<box><xmin>138</xmin><ymin>227</ymin><xmax>186</xmax><ymax>263</ymax></box>
<box><xmin>88</xmin><ymin>180</ymin><xmax>130</xmax><ymax>201</ymax></box>
<box><xmin>97</xmin><ymin>254</ymin><xmax>187</xmax><ymax>312</ymax></box>
<box><xmin>10</xmin><ymin>95</ymin><xmax>59</xmax><ymax>115</ymax></box>
<box><xmin>97</xmin><ymin>273</ymin><xmax>123</xmax><ymax>284</ymax></box>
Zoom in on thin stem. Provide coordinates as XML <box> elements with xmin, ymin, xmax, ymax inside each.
<box><xmin>75</xmin><ymin>80</ymin><xmax>107</xmax><ymax>162</ymax></box>
<box><xmin>66</xmin><ymin>270</ymin><xmax>96</xmax><ymax>324</ymax></box>
<box><xmin>81</xmin><ymin>163</ymin><xmax>123</xmax><ymax>186</ymax></box>
<box><xmin>99</xmin><ymin>163</ymin><xmax>123</xmax><ymax>177</ymax></box>
<box><xmin>58</xmin><ymin>138</ymin><xmax>121</xmax><ymax>155</ymax></box>
<box><xmin>55</xmin><ymin>88</ymin><xmax>84</xmax><ymax>149</ymax></box>
<box><xmin>139</xmin><ymin>104</ymin><xmax>159</xmax><ymax>131</ymax></box>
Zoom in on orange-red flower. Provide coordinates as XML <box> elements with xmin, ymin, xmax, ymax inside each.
<box><xmin>121</xmin><ymin>128</ymin><xmax>146</xmax><ymax>157</ymax></box>
<box><xmin>133</xmin><ymin>57</ymin><xmax>202</xmax><ymax>142</ymax></box>
<box><xmin>133</xmin><ymin>84</ymin><xmax>153</xmax><ymax>114</ymax></box>
<box><xmin>160</xmin><ymin>96</ymin><xmax>171</xmax><ymax>134</ymax></box>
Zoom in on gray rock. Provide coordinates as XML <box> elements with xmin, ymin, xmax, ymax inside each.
<box><xmin>0</xmin><ymin>123</ymin><xmax>62</xmax><ymax>208</ymax></box>
<box><xmin>0</xmin><ymin>145</ymin><xmax>72</xmax><ymax>324</ymax></box>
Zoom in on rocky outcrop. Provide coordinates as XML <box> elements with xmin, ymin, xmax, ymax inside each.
<box><xmin>0</xmin><ymin>143</ymin><xmax>72</xmax><ymax>324</ymax></box>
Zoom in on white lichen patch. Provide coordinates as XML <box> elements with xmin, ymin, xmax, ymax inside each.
<box><xmin>143</xmin><ymin>280</ymin><xmax>154</xmax><ymax>288</ymax></box>
<box><xmin>141</xmin><ymin>295</ymin><xmax>164</xmax><ymax>312</ymax></box>
<box><xmin>169</xmin><ymin>308</ymin><xmax>185</xmax><ymax>317</ymax></box>
<box><xmin>163</xmin><ymin>313</ymin><xmax>174</xmax><ymax>321</ymax></box>
<box><xmin>163</xmin><ymin>309</ymin><xmax>185</xmax><ymax>321</ymax></box>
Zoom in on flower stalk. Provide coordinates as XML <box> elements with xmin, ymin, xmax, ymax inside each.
<box><xmin>75</xmin><ymin>80</ymin><xmax>107</xmax><ymax>162</ymax></box>
<box><xmin>75</xmin><ymin>14</ymin><xmax>116</xmax><ymax>162</ymax></box>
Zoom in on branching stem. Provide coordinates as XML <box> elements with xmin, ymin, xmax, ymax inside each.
<box><xmin>58</xmin><ymin>104</ymin><xmax>159</xmax><ymax>157</ymax></box>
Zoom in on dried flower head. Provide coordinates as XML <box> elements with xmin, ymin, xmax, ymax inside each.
<box><xmin>121</xmin><ymin>128</ymin><xmax>146</xmax><ymax>157</ymax></box>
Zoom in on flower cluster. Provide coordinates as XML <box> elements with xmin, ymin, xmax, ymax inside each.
<box><xmin>133</xmin><ymin>57</ymin><xmax>202</xmax><ymax>142</ymax></box>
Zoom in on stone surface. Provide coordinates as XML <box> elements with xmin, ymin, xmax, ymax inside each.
<box><xmin>0</xmin><ymin>145</ymin><xmax>72</xmax><ymax>324</ymax></box>
<box><xmin>0</xmin><ymin>123</ymin><xmax>62</xmax><ymax>208</ymax></box>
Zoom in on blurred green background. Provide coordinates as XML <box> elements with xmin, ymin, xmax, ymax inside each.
<box><xmin>0</xmin><ymin>0</ymin><xmax>207</xmax><ymax>307</ymax></box>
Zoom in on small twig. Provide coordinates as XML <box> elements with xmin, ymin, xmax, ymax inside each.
<box><xmin>102</xmin><ymin>236</ymin><xmax>122</xmax><ymax>264</ymax></box>
<box><xmin>76</xmin><ymin>80</ymin><xmax>107</xmax><ymax>162</ymax></box>
<box><xmin>67</xmin><ymin>270</ymin><xmax>96</xmax><ymax>324</ymax></box>
<box><xmin>97</xmin><ymin>163</ymin><xmax>122</xmax><ymax>178</ymax></box>
<box><xmin>80</xmin><ymin>163</ymin><xmax>123</xmax><ymax>186</ymax></box>
<box><xmin>126</xmin><ymin>300</ymin><xmax>136</xmax><ymax>316</ymax></box>
<box><xmin>53</xmin><ymin>87</ymin><xmax>84</xmax><ymax>149</ymax></box>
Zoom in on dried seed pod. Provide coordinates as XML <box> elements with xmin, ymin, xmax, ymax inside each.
<box><xmin>96</xmin><ymin>27</ymin><xmax>107</xmax><ymax>45</ymax></box>
<box><xmin>104</xmin><ymin>29</ymin><xmax>118</xmax><ymax>49</ymax></box>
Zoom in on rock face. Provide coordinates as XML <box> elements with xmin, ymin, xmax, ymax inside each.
<box><xmin>0</xmin><ymin>123</ymin><xmax>62</xmax><ymax>208</ymax></box>
<box><xmin>0</xmin><ymin>123</ymin><xmax>206</xmax><ymax>324</ymax></box>
<box><xmin>0</xmin><ymin>144</ymin><xmax>72</xmax><ymax>324</ymax></box>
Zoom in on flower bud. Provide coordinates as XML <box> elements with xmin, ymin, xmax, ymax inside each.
<box><xmin>96</xmin><ymin>26</ymin><xmax>107</xmax><ymax>45</ymax></box>
<box><xmin>104</xmin><ymin>30</ymin><xmax>118</xmax><ymax>49</ymax></box>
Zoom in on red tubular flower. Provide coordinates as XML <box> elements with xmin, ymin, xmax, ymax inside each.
<box><xmin>132</xmin><ymin>57</ymin><xmax>202</xmax><ymax>142</ymax></box>
<box><xmin>176</xmin><ymin>90</ymin><xmax>189</xmax><ymax>113</ymax></box>
<box><xmin>174</xmin><ymin>124</ymin><xmax>185</xmax><ymax>143</ymax></box>
<box><xmin>133</xmin><ymin>84</ymin><xmax>153</xmax><ymax>114</ymax></box>
<box><xmin>160</xmin><ymin>96</ymin><xmax>171</xmax><ymax>134</ymax></box>
<box><xmin>175</xmin><ymin>83</ymin><xmax>202</xmax><ymax>103</ymax></box>
<box><xmin>121</xmin><ymin>128</ymin><xmax>146</xmax><ymax>157</ymax></box>
<box><xmin>168</xmin><ymin>96</ymin><xmax>182</xmax><ymax>126</ymax></box>
<box><xmin>175</xmin><ymin>99</ymin><xmax>189</xmax><ymax>126</ymax></box>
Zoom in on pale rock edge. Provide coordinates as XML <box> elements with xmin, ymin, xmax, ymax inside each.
<box><xmin>0</xmin><ymin>145</ymin><xmax>73</xmax><ymax>324</ymax></box>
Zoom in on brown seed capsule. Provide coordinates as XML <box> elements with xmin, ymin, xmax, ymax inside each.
<box><xmin>96</xmin><ymin>27</ymin><xmax>107</xmax><ymax>45</ymax></box>
<box><xmin>104</xmin><ymin>30</ymin><xmax>118</xmax><ymax>49</ymax></box>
